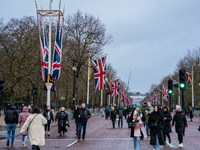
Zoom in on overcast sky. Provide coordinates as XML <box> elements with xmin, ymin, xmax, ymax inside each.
<box><xmin>1</xmin><ymin>0</ymin><xmax>200</xmax><ymax>93</ymax></box>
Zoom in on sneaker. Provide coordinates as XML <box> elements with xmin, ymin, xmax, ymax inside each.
<box><xmin>77</xmin><ymin>139</ymin><xmax>80</xmax><ymax>142</ymax></box>
<box><xmin>180</xmin><ymin>143</ymin><xmax>183</xmax><ymax>147</ymax></box>
<box><xmin>11</xmin><ymin>144</ymin><xmax>14</xmax><ymax>147</ymax></box>
<box><xmin>7</xmin><ymin>140</ymin><xmax>9</xmax><ymax>146</ymax></box>
<box><xmin>47</xmin><ymin>132</ymin><xmax>50</xmax><ymax>136</ymax></box>
<box><xmin>23</xmin><ymin>142</ymin><xmax>26</xmax><ymax>147</ymax></box>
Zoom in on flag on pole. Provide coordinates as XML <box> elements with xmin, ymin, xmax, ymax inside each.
<box><xmin>37</xmin><ymin>12</ymin><xmax>49</xmax><ymax>82</ymax></box>
<box><xmin>52</xmin><ymin>12</ymin><xmax>64</xmax><ymax>80</ymax></box>
<box><xmin>173</xmin><ymin>80</ymin><xmax>178</xmax><ymax>88</ymax></box>
<box><xmin>91</xmin><ymin>56</ymin><xmax>107</xmax><ymax>91</ymax></box>
<box><xmin>163</xmin><ymin>85</ymin><xmax>168</xmax><ymax>101</ymax></box>
<box><xmin>154</xmin><ymin>93</ymin><xmax>159</xmax><ymax>102</ymax></box>
<box><xmin>120</xmin><ymin>90</ymin><xmax>124</xmax><ymax>101</ymax></box>
<box><xmin>112</xmin><ymin>79</ymin><xmax>120</xmax><ymax>97</ymax></box>
<box><xmin>186</xmin><ymin>72</ymin><xmax>192</xmax><ymax>84</ymax></box>
<box><xmin>105</xmin><ymin>76</ymin><xmax>111</xmax><ymax>95</ymax></box>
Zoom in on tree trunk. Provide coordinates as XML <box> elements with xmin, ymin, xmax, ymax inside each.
<box><xmin>10</xmin><ymin>89</ymin><xmax>15</xmax><ymax>104</ymax></box>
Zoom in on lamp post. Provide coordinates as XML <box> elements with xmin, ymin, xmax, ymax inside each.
<box><xmin>72</xmin><ymin>59</ymin><xmax>77</xmax><ymax>109</ymax></box>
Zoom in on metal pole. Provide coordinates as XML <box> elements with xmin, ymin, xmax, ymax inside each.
<box><xmin>100</xmin><ymin>90</ymin><xmax>103</xmax><ymax>108</ymax></box>
<box><xmin>46</xmin><ymin>0</ymin><xmax>53</xmax><ymax>106</ymax></box>
<box><xmin>113</xmin><ymin>96</ymin><xmax>115</xmax><ymax>106</ymax></box>
<box><xmin>87</xmin><ymin>58</ymin><xmax>90</xmax><ymax>108</ymax></box>
<box><xmin>178</xmin><ymin>75</ymin><xmax>180</xmax><ymax>105</ymax></box>
<box><xmin>73</xmin><ymin>67</ymin><xmax>76</xmax><ymax>109</ymax></box>
<box><xmin>169</xmin><ymin>94</ymin><xmax>171</xmax><ymax>112</ymax></box>
<box><xmin>182</xmin><ymin>90</ymin><xmax>185</xmax><ymax>113</ymax></box>
<box><xmin>192</xmin><ymin>59</ymin><xmax>194</xmax><ymax>113</ymax></box>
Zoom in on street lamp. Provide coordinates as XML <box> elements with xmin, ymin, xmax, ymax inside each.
<box><xmin>72</xmin><ymin>59</ymin><xmax>77</xmax><ymax>109</ymax></box>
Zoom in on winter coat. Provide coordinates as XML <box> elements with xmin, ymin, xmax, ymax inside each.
<box><xmin>189</xmin><ymin>110</ymin><xmax>193</xmax><ymax>119</ymax></box>
<box><xmin>130</xmin><ymin>112</ymin><xmax>146</xmax><ymax>139</ymax></box>
<box><xmin>141</xmin><ymin>103</ymin><xmax>151</xmax><ymax>124</ymax></box>
<box><xmin>117</xmin><ymin>107</ymin><xmax>124</xmax><ymax>118</ymax></box>
<box><xmin>18</xmin><ymin>107</ymin><xmax>30</xmax><ymax>135</ymax></box>
<box><xmin>172</xmin><ymin>111</ymin><xmax>187</xmax><ymax>133</ymax></box>
<box><xmin>55</xmin><ymin>111</ymin><xmax>69</xmax><ymax>133</ymax></box>
<box><xmin>110</xmin><ymin>110</ymin><xmax>116</xmax><ymax>120</ymax></box>
<box><xmin>73</xmin><ymin>108</ymin><xmax>80</xmax><ymax>121</ymax></box>
<box><xmin>20</xmin><ymin>106</ymin><xmax>24</xmax><ymax>113</ymax></box>
<box><xmin>78</xmin><ymin>108</ymin><xmax>91</xmax><ymax>122</ymax></box>
<box><xmin>20</xmin><ymin>114</ymin><xmax>47</xmax><ymax>146</ymax></box>
<box><xmin>4</xmin><ymin>107</ymin><xmax>19</xmax><ymax>124</ymax></box>
<box><xmin>162</xmin><ymin>107</ymin><xmax>172</xmax><ymax>133</ymax></box>
<box><xmin>42</xmin><ymin>109</ymin><xmax>54</xmax><ymax>122</ymax></box>
<box><xmin>148</xmin><ymin>111</ymin><xmax>165</xmax><ymax>145</ymax></box>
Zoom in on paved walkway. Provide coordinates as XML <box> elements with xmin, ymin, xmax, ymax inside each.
<box><xmin>0</xmin><ymin>115</ymin><xmax>200</xmax><ymax>150</ymax></box>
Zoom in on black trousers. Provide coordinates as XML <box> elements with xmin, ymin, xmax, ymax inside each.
<box><xmin>75</xmin><ymin>120</ymin><xmax>79</xmax><ymax>134</ymax></box>
<box><xmin>45</xmin><ymin>120</ymin><xmax>51</xmax><ymax>131</ymax></box>
<box><xmin>32</xmin><ymin>145</ymin><xmax>40</xmax><ymax>150</ymax></box>
<box><xmin>177</xmin><ymin>132</ymin><xmax>183</xmax><ymax>144</ymax></box>
<box><xmin>112</xmin><ymin>118</ymin><xmax>115</xmax><ymax>128</ymax></box>
<box><xmin>105</xmin><ymin>113</ymin><xmax>109</xmax><ymax>119</ymax></box>
<box><xmin>118</xmin><ymin>117</ymin><xmax>123</xmax><ymax>127</ymax></box>
<box><xmin>163</xmin><ymin>132</ymin><xmax>171</xmax><ymax>141</ymax></box>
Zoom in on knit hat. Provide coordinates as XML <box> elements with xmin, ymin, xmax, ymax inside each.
<box><xmin>176</xmin><ymin>105</ymin><xmax>181</xmax><ymax>110</ymax></box>
<box><xmin>135</xmin><ymin>104</ymin><xmax>141</xmax><ymax>109</ymax></box>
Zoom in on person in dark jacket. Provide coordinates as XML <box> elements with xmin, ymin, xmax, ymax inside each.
<box><xmin>4</xmin><ymin>106</ymin><xmax>19</xmax><ymax>147</ymax></box>
<box><xmin>127</xmin><ymin>105</ymin><xmax>134</xmax><ymax>127</ymax></box>
<box><xmin>117</xmin><ymin>106</ymin><xmax>124</xmax><ymax>128</ymax></box>
<box><xmin>104</xmin><ymin>106</ymin><xmax>110</xmax><ymax>120</ymax></box>
<box><xmin>172</xmin><ymin>105</ymin><xmax>188</xmax><ymax>148</ymax></box>
<box><xmin>129</xmin><ymin>104</ymin><xmax>146</xmax><ymax>150</ymax></box>
<box><xmin>124</xmin><ymin>106</ymin><xmax>128</xmax><ymax>119</ymax></box>
<box><xmin>110</xmin><ymin>107</ymin><xmax>116</xmax><ymax>128</ymax></box>
<box><xmin>42</xmin><ymin>105</ymin><xmax>54</xmax><ymax>136</ymax></box>
<box><xmin>189</xmin><ymin>107</ymin><xmax>193</xmax><ymax>121</ymax></box>
<box><xmin>148</xmin><ymin>105</ymin><xmax>165</xmax><ymax>150</ymax></box>
<box><xmin>55</xmin><ymin>107</ymin><xmax>69</xmax><ymax>136</ymax></box>
<box><xmin>20</xmin><ymin>103</ymin><xmax>25</xmax><ymax>113</ymax></box>
<box><xmin>77</xmin><ymin>103</ymin><xmax>91</xmax><ymax>141</ymax></box>
<box><xmin>6</xmin><ymin>102</ymin><xmax>11</xmax><ymax>111</ymax></box>
<box><xmin>73</xmin><ymin>104</ymin><xmax>81</xmax><ymax>135</ymax></box>
<box><xmin>162</xmin><ymin>106</ymin><xmax>172</xmax><ymax>144</ymax></box>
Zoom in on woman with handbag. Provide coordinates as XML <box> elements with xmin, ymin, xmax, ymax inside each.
<box><xmin>20</xmin><ymin>107</ymin><xmax>47</xmax><ymax>150</ymax></box>
<box><xmin>18</xmin><ymin>106</ymin><xmax>30</xmax><ymax>147</ymax></box>
<box><xmin>148</xmin><ymin>105</ymin><xmax>165</xmax><ymax>150</ymax></box>
<box><xmin>129</xmin><ymin>104</ymin><xmax>146</xmax><ymax>150</ymax></box>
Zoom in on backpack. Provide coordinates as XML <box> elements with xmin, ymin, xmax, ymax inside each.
<box><xmin>7</xmin><ymin>111</ymin><xmax>16</xmax><ymax>123</ymax></box>
<box><xmin>174</xmin><ymin>113</ymin><xmax>184</xmax><ymax>117</ymax></box>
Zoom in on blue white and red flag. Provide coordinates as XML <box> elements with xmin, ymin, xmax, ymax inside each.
<box><xmin>112</xmin><ymin>79</ymin><xmax>120</xmax><ymax>97</ymax></box>
<box><xmin>154</xmin><ymin>93</ymin><xmax>159</xmax><ymax>102</ymax></box>
<box><xmin>163</xmin><ymin>85</ymin><xmax>168</xmax><ymax>101</ymax></box>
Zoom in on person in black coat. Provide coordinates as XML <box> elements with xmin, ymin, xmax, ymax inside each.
<box><xmin>127</xmin><ymin>105</ymin><xmax>134</xmax><ymax>127</ymax></box>
<box><xmin>172</xmin><ymin>105</ymin><xmax>188</xmax><ymax>148</ymax></box>
<box><xmin>73</xmin><ymin>104</ymin><xmax>81</xmax><ymax>135</ymax></box>
<box><xmin>148</xmin><ymin>105</ymin><xmax>165</xmax><ymax>150</ymax></box>
<box><xmin>162</xmin><ymin>106</ymin><xmax>172</xmax><ymax>144</ymax></box>
<box><xmin>42</xmin><ymin>105</ymin><xmax>54</xmax><ymax>136</ymax></box>
<box><xmin>55</xmin><ymin>107</ymin><xmax>69</xmax><ymax>136</ymax></box>
<box><xmin>189</xmin><ymin>107</ymin><xmax>193</xmax><ymax>121</ymax></box>
<box><xmin>110</xmin><ymin>107</ymin><xmax>116</xmax><ymax>128</ymax></box>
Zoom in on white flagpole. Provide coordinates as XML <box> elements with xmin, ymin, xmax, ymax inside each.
<box><xmin>113</xmin><ymin>96</ymin><xmax>115</xmax><ymax>106</ymax></box>
<box><xmin>87</xmin><ymin>58</ymin><xmax>90</xmax><ymax>108</ymax></box>
<box><xmin>118</xmin><ymin>96</ymin><xmax>119</xmax><ymax>106</ymax></box>
<box><xmin>178</xmin><ymin>75</ymin><xmax>180</xmax><ymax>105</ymax></box>
<box><xmin>109</xmin><ymin>95</ymin><xmax>110</xmax><ymax>106</ymax></box>
<box><xmin>46</xmin><ymin>0</ymin><xmax>53</xmax><ymax>106</ymax></box>
<box><xmin>192</xmin><ymin>58</ymin><xmax>194</xmax><ymax>112</ymax></box>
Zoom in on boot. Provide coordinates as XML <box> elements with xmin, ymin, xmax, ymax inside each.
<box><xmin>169</xmin><ymin>138</ymin><xmax>171</xmax><ymax>143</ymax></box>
<box><xmin>7</xmin><ymin>140</ymin><xmax>9</xmax><ymax>146</ymax></box>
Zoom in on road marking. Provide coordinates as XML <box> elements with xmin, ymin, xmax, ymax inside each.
<box><xmin>67</xmin><ymin>140</ymin><xmax>78</xmax><ymax>148</ymax></box>
<box><xmin>166</xmin><ymin>140</ymin><xmax>174</xmax><ymax>147</ymax></box>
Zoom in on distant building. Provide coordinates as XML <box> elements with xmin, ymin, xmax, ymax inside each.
<box><xmin>129</xmin><ymin>92</ymin><xmax>147</xmax><ymax>105</ymax></box>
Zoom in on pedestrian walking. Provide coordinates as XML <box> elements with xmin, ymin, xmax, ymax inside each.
<box><xmin>20</xmin><ymin>107</ymin><xmax>47</xmax><ymax>150</ymax></box>
<box><xmin>148</xmin><ymin>105</ymin><xmax>165</xmax><ymax>150</ymax></box>
<box><xmin>18</xmin><ymin>106</ymin><xmax>30</xmax><ymax>147</ymax></box>
<box><xmin>20</xmin><ymin>103</ymin><xmax>25</xmax><ymax>113</ymax></box>
<box><xmin>110</xmin><ymin>107</ymin><xmax>116</xmax><ymax>128</ymax></box>
<box><xmin>4</xmin><ymin>106</ymin><xmax>19</xmax><ymax>147</ymax></box>
<box><xmin>124</xmin><ymin>106</ymin><xmax>128</xmax><ymax>119</ymax></box>
<box><xmin>130</xmin><ymin>104</ymin><xmax>146</xmax><ymax>150</ymax></box>
<box><xmin>162</xmin><ymin>106</ymin><xmax>172</xmax><ymax>144</ymax></box>
<box><xmin>117</xmin><ymin>106</ymin><xmax>124</xmax><ymax>128</ymax></box>
<box><xmin>73</xmin><ymin>104</ymin><xmax>81</xmax><ymax>135</ymax></box>
<box><xmin>55</xmin><ymin>107</ymin><xmax>70</xmax><ymax>136</ymax></box>
<box><xmin>104</xmin><ymin>106</ymin><xmax>110</xmax><ymax>120</ymax></box>
<box><xmin>42</xmin><ymin>105</ymin><xmax>54</xmax><ymax>136</ymax></box>
<box><xmin>6</xmin><ymin>102</ymin><xmax>11</xmax><ymax>111</ymax></box>
<box><xmin>141</xmin><ymin>102</ymin><xmax>152</xmax><ymax>136</ymax></box>
<box><xmin>127</xmin><ymin>105</ymin><xmax>134</xmax><ymax>127</ymax></box>
<box><xmin>172</xmin><ymin>105</ymin><xmax>188</xmax><ymax>148</ymax></box>
<box><xmin>77</xmin><ymin>103</ymin><xmax>91</xmax><ymax>141</ymax></box>
<box><xmin>189</xmin><ymin>107</ymin><xmax>193</xmax><ymax>121</ymax></box>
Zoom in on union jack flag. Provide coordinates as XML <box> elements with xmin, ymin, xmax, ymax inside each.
<box><xmin>91</xmin><ymin>56</ymin><xmax>107</xmax><ymax>91</ymax></box>
<box><xmin>124</xmin><ymin>94</ymin><xmax>127</xmax><ymax>103</ymax></box>
<box><xmin>52</xmin><ymin>12</ymin><xmax>64</xmax><ymax>80</ymax></box>
<box><xmin>37</xmin><ymin>13</ymin><xmax>49</xmax><ymax>81</ymax></box>
<box><xmin>112</xmin><ymin>79</ymin><xmax>120</xmax><ymax>97</ymax></box>
<box><xmin>163</xmin><ymin>85</ymin><xmax>168</xmax><ymax>101</ymax></box>
<box><xmin>186</xmin><ymin>72</ymin><xmax>192</xmax><ymax>84</ymax></box>
<box><xmin>120</xmin><ymin>90</ymin><xmax>124</xmax><ymax>101</ymax></box>
<box><xmin>154</xmin><ymin>93</ymin><xmax>159</xmax><ymax>102</ymax></box>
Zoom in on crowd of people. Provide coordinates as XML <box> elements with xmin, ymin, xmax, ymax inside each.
<box><xmin>3</xmin><ymin>101</ymin><xmax>191</xmax><ymax>150</ymax></box>
<box><xmin>104</xmin><ymin>102</ymin><xmax>188</xmax><ymax>150</ymax></box>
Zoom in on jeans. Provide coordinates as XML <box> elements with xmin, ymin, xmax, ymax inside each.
<box><xmin>45</xmin><ymin>120</ymin><xmax>51</xmax><ymax>131</ymax></box>
<box><xmin>22</xmin><ymin>135</ymin><xmax>28</xmax><ymax>143</ymax></box>
<box><xmin>75</xmin><ymin>120</ymin><xmax>79</xmax><ymax>134</ymax></box>
<box><xmin>7</xmin><ymin>124</ymin><xmax>17</xmax><ymax>145</ymax></box>
<box><xmin>133</xmin><ymin>137</ymin><xmax>141</xmax><ymax>150</ymax></box>
<box><xmin>153</xmin><ymin>134</ymin><xmax>160</xmax><ymax>150</ymax></box>
<box><xmin>118</xmin><ymin>117</ymin><xmax>123</xmax><ymax>127</ymax></box>
<box><xmin>78</xmin><ymin>122</ymin><xmax>87</xmax><ymax>140</ymax></box>
<box><xmin>145</xmin><ymin>123</ymin><xmax>149</xmax><ymax>134</ymax></box>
